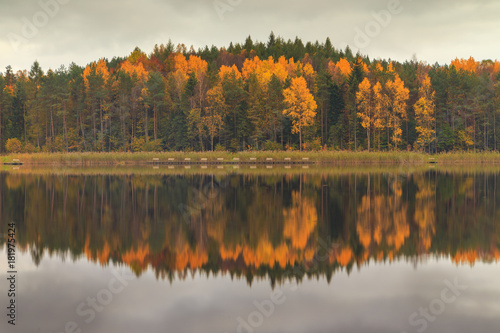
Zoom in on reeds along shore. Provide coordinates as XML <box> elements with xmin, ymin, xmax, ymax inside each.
<box><xmin>3</xmin><ymin>151</ymin><xmax>500</xmax><ymax>165</ymax></box>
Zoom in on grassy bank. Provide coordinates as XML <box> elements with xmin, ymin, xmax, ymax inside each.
<box><xmin>2</xmin><ymin>151</ymin><xmax>500</xmax><ymax>165</ymax></box>
<box><xmin>1</xmin><ymin>151</ymin><xmax>429</xmax><ymax>165</ymax></box>
<box><xmin>433</xmin><ymin>151</ymin><xmax>500</xmax><ymax>164</ymax></box>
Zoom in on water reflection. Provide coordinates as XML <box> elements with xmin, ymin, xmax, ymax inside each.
<box><xmin>1</xmin><ymin>167</ymin><xmax>499</xmax><ymax>286</ymax></box>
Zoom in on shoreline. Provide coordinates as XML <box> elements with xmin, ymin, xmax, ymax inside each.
<box><xmin>2</xmin><ymin>151</ymin><xmax>500</xmax><ymax>166</ymax></box>
<box><xmin>4</xmin><ymin>164</ymin><xmax>500</xmax><ymax>176</ymax></box>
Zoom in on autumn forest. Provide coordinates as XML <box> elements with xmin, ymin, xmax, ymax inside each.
<box><xmin>1</xmin><ymin>33</ymin><xmax>500</xmax><ymax>154</ymax></box>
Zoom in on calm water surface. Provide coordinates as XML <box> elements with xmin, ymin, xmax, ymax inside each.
<box><xmin>1</xmin><ymin>166</ymin><xmax>499</xmax><ymax>333</ymax></box>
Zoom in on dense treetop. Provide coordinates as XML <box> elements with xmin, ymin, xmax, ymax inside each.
<box><xmin>1</xmin><ymin>33</ymin><xmax>499</xmax><ymax>153</ymax></box>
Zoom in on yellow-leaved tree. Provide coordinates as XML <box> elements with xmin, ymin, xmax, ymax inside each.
<box><xmin>373</xmin><ymin>81</ymin><xmax>387</xmax><ymax>150</ymax></box>
<box><xmin>414</xmin><ymin>75</ymin><xmax>436</xmax><ymax>152</ymax></box>
<box><xmin>283</xmin><ymin>77</ymin><xmax>317</xmax><ymax>151</ymax></box>
<box><xmin>385</xmin><ymin>75</ymin><xmax>409</xmax><ymax>149</ymax></box>
<box><xmin>356</xmin><ymin>78</ymin><xmax>374</xmax><ymax>151</ymax></box>
<box><xmin>204</xmin><ymin>86</ymin><xmax>226</xmax><ymax>151</ymax></box>
<box><xmin>356</xmin><ymin>79</ymin><xmax>387</xmax><ymax>152</ymax></box>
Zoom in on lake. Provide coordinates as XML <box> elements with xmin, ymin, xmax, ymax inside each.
<box><xmin>1</xmin><ymin>165</ymin><xmax>499</xmax><ymax>333</ymax></box>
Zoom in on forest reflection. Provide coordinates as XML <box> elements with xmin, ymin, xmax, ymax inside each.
<box><xmin>1</xmin><ymin>169</ymin><xmax>499</xmax><ymax>286</ymax></box>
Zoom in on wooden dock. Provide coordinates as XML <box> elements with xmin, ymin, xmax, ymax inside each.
<box><xmin>3</xmin><ymin>159</ymin><xmax>23</xmax><ymax>165</ymax></box>
<box><xmin>147</xmin><ymin>157</ymin><xmax>315</xmax><ymax>166</ymax></box>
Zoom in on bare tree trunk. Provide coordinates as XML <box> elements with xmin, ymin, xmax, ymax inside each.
<box><xmin>145</xmin><ymin>107</ymin><xmax>149</xmax><ymax>143</ymax></box>
<box><xmin>484</xmin><ymin>112</ymin><xmax>487</xmax><ymax>150</ymax></box>
<box><xmin>434</xmin><ymin>108</ymin><xmax>437</xmax><ymax>153</ymax></box>
<box><xmin>452</xmin><ymin>113</ymin><xmax>455</xmax><ymax>149</ymax></box>
<box><xmin>325</xmin><ymin>102</ymin><xmax>328</xmax><ymax>148</ymax></box>
<box><xmin>50</xmin><ymin>106</ymin><xmax>55</xmax><ymax>143</ymax></box>
<box><xmin>233</xmin><ymin>109</ymin><xmax>237</xmax><ymax>144</ymax></box>
<box><xmin>23</xmin><ymin>103</ymin><xmax>27</xmax><ymax>144</ymax></box>
<box><xmin>103</xmin><ymin>115</ymin><xmax>107</xmax><ymax>152</ymax></box>
<box><xmin>100</xmin><ymin>99</ymin><xmax>104</xmax><ymax>152</ymax></box>
<box><xmin>46</xmin><ymin>110</ymin><xmax>48</xmax><ymax>144</ymax></box>
<box><xmin>354</xmin><ymin>115</ymin><xmax>357</xmax><ymax>151</ymax></box>
<box><xmin>299</xmin><ymin>121</ymin><xmax>302</xmax><ymax>151</ymax></box>
<box><xmin>109</xmin><ymin>117</ymin><xmax>112</xmax><ymax>152</ymax></box>
<box><xmin>321</xmin><ymin>103</ymin><xmax>324</xmax><ymax>145</ymax></box>
<box><xmin>406</xmin><ymin>117</ymin><xmax>409</xmax><ymax>147</ymax></box>
<box><xmin>80</xmin><ymin>111</ymin><xmax>86</xmax><ymax>151</ymax></box>
<box><xmin>395</xmin><ymin>124</ymin><xmax>398</xmax><ymax>150</ymax></box>
<box><xmin>387</xmin><ymin>126</ymin><xmax>390</xmax><ymax>151</ymax></box>
<box><xmin>367</xmin><ymin>129</ymin><xmax>370</xmax><ymax>152</ymax></box>
<box><xmin>93</xmin><ymin>107</ymin><xmax>96</xmax><ymax>150</ymax></box>
<box><xmin>121</xmin><ymin>94</ymin><xmax>127</xmax><ymax>151</ymax></box>
<box><xmin>0</xmin><ymin>104</ymin><xmax>2</xmax><ymax>153</ymax></box>
<box><xmin>274</xmin><ymin>121</ymin><xmax>277</xmax><ymax>142</ymax></box>
<box><xmin>281</xmin><ymin>127</ymin><xmax>283</xmax><ymax>149</ymax></box>
<box><xmin>153</xmin><ymin>104</ymin><xmax>157</xmax><ymax>141</ymax></box>
<box><xmin>37</xmin><ymin>111</ymin><xmax>40</xmax><ymax>148</ymax></box>
<box><xmin>63</xmin><ymin>100</ymin><xmax>68</xmax><ymax>151</ymax></box>
<box><xmin>199</xmin><ymin>116</ymin><xmax>204</xmax><ymax>152</ymax></box>
<box><xmin>473</xmin><ymin>115</ymin><xmax>476</xmax><ymax>153</ymax></box>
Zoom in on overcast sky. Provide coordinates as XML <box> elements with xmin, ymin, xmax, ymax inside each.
<box><xmin>1</xmin><ymin>0</ymin><xmax>499</xmax><ymax>73</ymax></box>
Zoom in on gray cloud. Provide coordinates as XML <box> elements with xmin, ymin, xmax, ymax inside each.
<box><xmin>0</xmin><ymin>0</ymin><xmax>499</xmax><ymax>72</ymax></box>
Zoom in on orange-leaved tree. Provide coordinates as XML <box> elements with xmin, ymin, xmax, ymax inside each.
<box><xmin>283</xmin><ymin>77</ymin><xmax>317</xmax><ymax>151</ymax></box>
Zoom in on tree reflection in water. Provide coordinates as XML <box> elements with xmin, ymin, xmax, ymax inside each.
<box><xmin>1</xmin><ymin>168</ymin><xmax>499</xmax><ymax>286</ymax></box>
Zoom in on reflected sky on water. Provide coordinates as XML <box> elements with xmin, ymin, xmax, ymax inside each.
<box><xmin>1</xmin><ymin>166</ymin><xmax>499</xmax><ymax>333</ymax></box>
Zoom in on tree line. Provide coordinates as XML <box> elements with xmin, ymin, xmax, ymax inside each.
<box><xmin>1</xmin><ymin>32</ymin><xmax>500</xmax><ymax>153</ymax></box>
